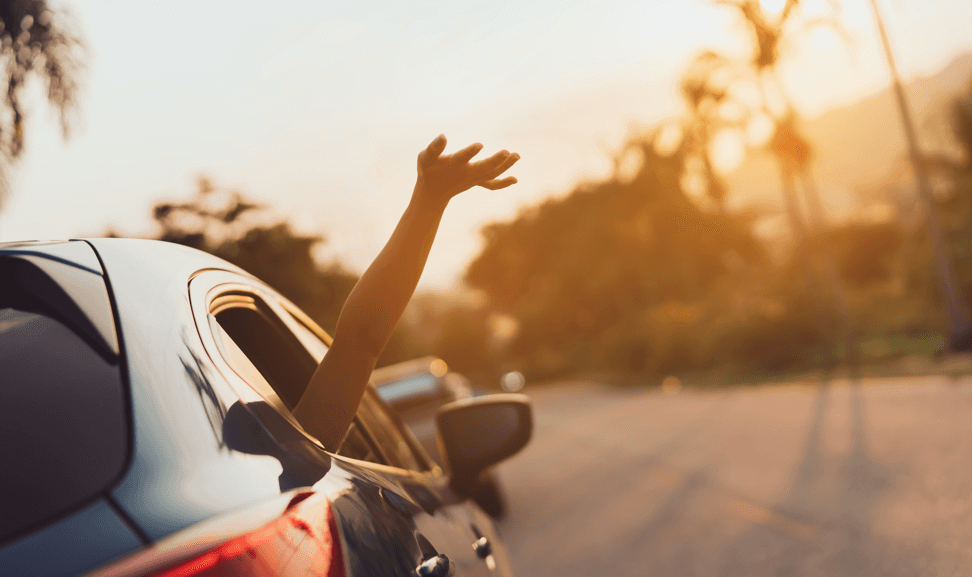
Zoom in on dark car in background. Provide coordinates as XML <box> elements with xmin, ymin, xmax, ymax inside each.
<box><xmin>373</xmin><ymin>358</ymin><xmax>509</xmax><ymax>519</ymax></box>
<box><xmin>0</xmin><ymin>239</ymin><xmax>532</xmax><ymax>576</ymax></box>
<box><xmin>373</xmin><ymin>357</ymin><xmax>474</xmax><ymax>461</ymax></box>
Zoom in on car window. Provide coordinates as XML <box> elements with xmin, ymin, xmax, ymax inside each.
<box><xmin>280</xmin><ymin>308</ymin><xmax>330</xmax><ymax>362</ymax></box>
<box><xmin>337</xmin><ymin>416</ymin><xmax>389</xmax><ymax>464</ymax></box>
<box><xmin>209</xmin><ymin>291</ymin><xmax>318</xmax><ymax>410</ymax></box>
<box><xmin>356</xmin><ymin>388</ymin><xmax>432</xmax><ymax>472</ymax></box>
<box><xmin>376</xmin><ymin>373</ymin><xmax>442</xmax><ymax>405</ymax></box>
<box><xmin>0</xmin><ymin>308</ymin><xmax>128</xmax><ymax>544</ymax></box>
<box><xmin>211</xmin><ymin>288</ymin><xmax>432</xmax><ymax>472</ymax></box>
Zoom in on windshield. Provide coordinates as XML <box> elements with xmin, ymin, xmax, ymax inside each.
<box><xmin>375</xmin><ymin>373</ymin><xmax>441</xmax><ymax>405</ymax></box>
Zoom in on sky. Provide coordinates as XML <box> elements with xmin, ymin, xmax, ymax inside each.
<box><xmin>2</xmin><ymin>0</ymin><xmax>972</xmax><ymax>288</ymax></box>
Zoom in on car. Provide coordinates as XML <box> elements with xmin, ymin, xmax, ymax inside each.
<box><xmin>372</xmin><ymin>358</ymin><xmax>509</xmax><ymax>519</ymax></box>
<box><xmin>372</xmin><ymin>356</ymin><xmax>475</xmax><ymax>465</ymax></box>
<box><xmin>0</xmin><ymin>238</ymin><xmax>532</xmax><ymax>577</ymax></box>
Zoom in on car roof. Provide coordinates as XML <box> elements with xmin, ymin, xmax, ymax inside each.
<box><xmin>1</xmin><ymin>238</ymin><xmax>250</xmax><ymax>281</ymax></box>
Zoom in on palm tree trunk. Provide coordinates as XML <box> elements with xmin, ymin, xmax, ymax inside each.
<box><xmin>800</xmin><ymin>168</ymin><xmax>855</xmax><ymax>362</ymax></box>
<box><xmin>869</xmin><ymin>0</ymin><xmax>972</xmax><ymax>349</ymax></box>
<box><xmin>779</xmin><ymin>158</ymin><xmax>834</xmax><ymax>351</ymax></box>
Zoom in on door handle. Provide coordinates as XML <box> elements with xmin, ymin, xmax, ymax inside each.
<box><xmin>416</xmin><ymin>553</ymin><xmax>451</xmax><ymax>577</ymax></box>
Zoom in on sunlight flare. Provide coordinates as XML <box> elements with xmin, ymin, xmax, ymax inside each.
<box><xmin>760</xmin><ymin>0</ymin><xmax>787</xmax><ymax>14</ymax></box>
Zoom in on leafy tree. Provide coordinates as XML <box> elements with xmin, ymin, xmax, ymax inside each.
<box><xmin>0</xmin><ymin>0</ymin><xmax>83</xmax><ymax>208</ymax></box>
<box><xmin>706</xmin><ymin>0</ymin><xmax>851</xmax><ymax>349</ymax></box>
<box><xmin>149</xmin><ymin>176</ymin><xmax>359</xmax><ymax>340</ymax></box>
<box><xmin>827</xmin><ymin>222</ymin><xmax>904</xmax><ymax>287</ymax></box>
<box><xmin>467</xmin><ymin>135</ymin><xmax>766</xmax><ymax>377</ymax></box>
<box><xmin>145</xmin><ymin>176</ymin><xmax>500</xmax><ymax>370</ymax></box>
<box><xmin>678</xmin><ymin>50</ymin><xmax>741</xmax><ymax>209</ymax></box>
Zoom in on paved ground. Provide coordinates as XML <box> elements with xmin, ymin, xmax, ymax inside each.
<box><xmin>494</xmin><ymin>376</ymin><xmax>972</xmax><ymax>576</ymax></box>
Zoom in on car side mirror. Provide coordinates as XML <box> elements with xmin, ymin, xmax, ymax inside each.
<box><xmin>435</xmin><ymin>394</ymin><xmax>532</xmax><ymax>492</ymax></box>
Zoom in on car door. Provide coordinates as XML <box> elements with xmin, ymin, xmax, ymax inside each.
<box><xmin>276</xmin><ymin>293</ymin><xmax>511</xmax><ymax>577</ymax></box>
<box><xmin>188</xmin><ymin>270</ymin><xmax>508</xmax><ymax>576</ymax></box>
<box><xmin>340</xmin><ymin>388</ymin><xmax>510</xmax><ymax>576</ymax></box>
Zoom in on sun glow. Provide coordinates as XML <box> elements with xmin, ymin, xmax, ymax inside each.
<box><xmin>759</xmin><ymin>0</ymin><xmax>787</xmax><ymax>14</ymax></box>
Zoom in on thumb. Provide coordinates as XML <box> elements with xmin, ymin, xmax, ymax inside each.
<box><xmin>417</xmin><ymin>134</ymin><xmax>447</xmax><ymax>168</ymax></box>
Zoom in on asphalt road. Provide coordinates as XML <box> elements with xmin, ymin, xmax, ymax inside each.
<box><xmin>494</xmin><ymin>377</ymin><xmax>972</xmax><ymax>576</ymax></box>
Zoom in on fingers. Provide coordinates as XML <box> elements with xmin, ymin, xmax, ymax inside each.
<box><xmin>416</xmin><ymin>135</ymin><xmax>520</xmax><ymax>194</ymax></box>
<box><xmin>452</xmin><ymin>142</ymin><xmax>484</xmax><ymax>164</ymax></box>
<box><xmin>471</xmin><ymin>149</ymin><xmax>519</xmax><ymax>174</ymax></box>
<box><xmin>480</xmin><ymin>176</ymin><xmax>518</xmax><ymax>190</ymax></box>
<box><xmin>417</xmin><ymin>134</ymin><xmax>447</xmax><ymax>168</ymax></box>
<box><xmin>478</xmin><ymin>152</ymin><xmax>520</xmax><ymax>190</ymax></box>
<box><xmin>480</xmin><ymin>151</ymin><xmax>520</xmax><ymax>182</ymax></box>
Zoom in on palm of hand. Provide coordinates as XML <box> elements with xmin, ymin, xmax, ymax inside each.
<box><xmin>415</xmin><ymin>135</ymin><xmax>520</xmax><ymax>204</ymax></box>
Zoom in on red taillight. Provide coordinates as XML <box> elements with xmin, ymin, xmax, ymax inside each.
<box><xmin>150</xmin><ymin>495</ymin><xmax>345</xmax><ymax>577</ymax></box>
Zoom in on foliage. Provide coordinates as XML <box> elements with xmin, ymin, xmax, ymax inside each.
<box><xmin>146</xmin><ymin>177</ymin><xmax>361</xmax><ymax>350</ymax></box>
<box><xmin>462</xmin><ymin>77</ymin><xmax>972</xmax><ymax>380</ymax></box>
<box><xmin>0</xmin><ymin>0</ymin><xmax>83</xmax><ymax>207</ymax></box>
<box><xmin>142</xmin><ymin>176</ymin><xmax>503</xmax><ymax>374</ymax></box>
<box><xmin>467</xmin><ymin>136</ymin><xmax>769</xmax><ymax>378</ymax></box>
<box><xmin>825</xmin><ymin>223</ymin><xmax>904</xmax><ymax>287</ymax></box>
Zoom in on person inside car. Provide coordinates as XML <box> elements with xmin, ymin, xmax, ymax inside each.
<box><xmin>292</xmin><ymin>135</ymin><xmax>520</xmax><ymax>450</ymax></box>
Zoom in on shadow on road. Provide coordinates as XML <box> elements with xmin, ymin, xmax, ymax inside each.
<box><xmin>498</xmin><ymin>393</ymin><xmax>722</xmax><ymax>577</ymax></box>
<box><xmin>787</xmin><ymin>380</ymin><xmax>830</xmax><ymax>505</ymax></box>
<box><xmin>499</xmin><ymin>379</ymin><xmax>972</xmax><ymax>576</ymax></box>
<box><xmin>717</xmin><ymin>380</ymin><xmax>917</xmax><ymax>576</ymax></box>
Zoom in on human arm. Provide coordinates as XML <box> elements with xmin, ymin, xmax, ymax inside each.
<box><xmin>292</xmin><ymin>135</ymin><xmax>519</xmax><ymax>449</ymax></box>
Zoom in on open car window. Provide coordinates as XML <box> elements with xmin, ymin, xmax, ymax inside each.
<box><xmin>189</xmin><ymin>273</ymin><xmax>327</xmax><ymax>454</ymax></box>
<box><xmin>355</xmin><ymin>388</ymin><xmax>433</xmax><ymax>473</ymax></box>
<box><xmin>208</xmin><ymin>290</ymin><xmax>320</xmax><ymax>411</ymax></box>
<box><xmin>337</xmin><ymin>416</ymin><xmax>392</xmax><ymax>465</ymax></box>
<box><xmin>190</xmin><ymin>272</ymin><xmax>434</xmax><ymax>472</ymax></box>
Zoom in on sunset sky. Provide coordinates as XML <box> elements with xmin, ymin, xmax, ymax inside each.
<box><xmin>2</xmin><ymin>0</ymin><xmax>972</xmax><ymax>287</ymax></box>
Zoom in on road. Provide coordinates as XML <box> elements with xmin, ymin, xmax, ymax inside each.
<box><xmin>494</xmin><ymin>377</ymin><xmax>972</xmax><ymax>576</ymax></box>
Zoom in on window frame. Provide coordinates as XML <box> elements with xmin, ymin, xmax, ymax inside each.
<box><xmin>188</xmin><ymin>270</ymin><xmax>324</xmax><ymax>452</ymax></box>
<box><xmin>188</xmin><ymin>269</ymin><xmax>440</xmax><ymax>476</ymax></box>
<box><xmin>357</xmin><ymin>386</ymin><xmax>438</xmax><ymax>474</ymax></box>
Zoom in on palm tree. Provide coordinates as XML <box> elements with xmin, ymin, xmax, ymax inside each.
<box><xmin>0</xmin><ymin>0</ymin><xmax>84</xmax><ymax>210</ymax></box>
<box><xmin>718</xmin><ymin>0</ymin><xmax>837</xmax><ymax>228</ymax></box>
<box><xmin>866</xmin><ymin>0</ymin><xmax>972</xmax><ymax>349</ymax></box>
<box><xmin>714</xmin><ymin>0</ymin><xmax>852</xmax><ymax>353</ymax></box>
<box><xmin>678</xmin><ymin>50</ymin><xmax>744</xmax><ymax>211</ymax></box>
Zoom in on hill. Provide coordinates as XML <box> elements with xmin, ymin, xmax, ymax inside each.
<box><xmin>726</xmin><ymin>53</ymin><xmax>972</xmax><ymax>221</ymax></box>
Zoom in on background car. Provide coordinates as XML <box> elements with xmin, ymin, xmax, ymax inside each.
<box><xmin>373</xmin><ymin>358</ymin><xmax>509</xmax><ymax>519</ymax></box>
<box><xmin>372</xmin><ymin>357</ymin><xmax>473</xmax><ymax>460</ymax></box>
<box><xmin>0</xmin><ymin>239</ymin><xmax>532</xmax><ymax>577</ymax></box>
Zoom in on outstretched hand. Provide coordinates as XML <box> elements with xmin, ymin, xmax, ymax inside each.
<box><xmin>414</xmin><ymin>134</ymin><xmax>520</xmax><ymax>206</ymax></box>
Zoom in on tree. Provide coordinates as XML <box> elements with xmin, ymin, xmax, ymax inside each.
<box><xmin>678</xmin><ymin>50</ymin><xmax>742</xmax><ymax>210</ymax></box>
<box><xmin>145</xmin><ymin>175</ymin><xmax>441</xmax><ymax>369</ymax></box>
<box><xmin>951</xmin><ymin>81</ymin><xmax>972</xmax><ymax>169</ymax></box>
<box><xmin>148</xmin><ymin>176</ymin><xmax>360</xmax><ymax>339</ymax></box>
<box><xmin>866</xmin><ymin>0</ymin><xmax>972</xmax><ymax>349</ymax></box>
<box><xmin>702</xmin><ymin>0</ymin><xmax>851</xmax><ymax>353</ymax></box>
<box><xmin>0</xmin><ymin>0</ymin><xmax>84</xmax><ymax>209</ymax></box>
<box><xmin>466</xmin><ymin>136</ymin><xmax>766</xmax><ymax>377</ymax></box>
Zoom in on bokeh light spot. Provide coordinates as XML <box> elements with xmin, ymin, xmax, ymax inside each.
<box><xmin>502</xmin><ymin>371</ymin><xmax>526</xmax><ymax>393</ymax></box>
